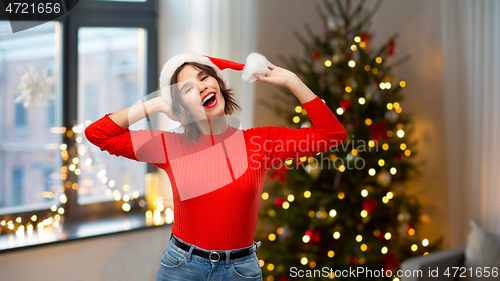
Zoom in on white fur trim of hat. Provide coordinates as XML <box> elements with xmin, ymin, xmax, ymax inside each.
<box><xmin>159</xmin><ymin>51</ymin><xmax>270</xmax><ymax>105</ymax></box>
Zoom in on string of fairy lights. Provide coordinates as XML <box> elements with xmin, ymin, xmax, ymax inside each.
<box><xmin>257</xmin><ymin>35</ymin><xmax>430</xmax><ymax>281</ymax></box>
<box><xmin>0</xmin><ymin>122</ymin><xmax>173</xmax><ymax>243</ymax></box>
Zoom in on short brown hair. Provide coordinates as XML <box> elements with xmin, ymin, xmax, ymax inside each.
<box><xmin>169</xmin><ymin>62</ymin><xmax>240</xmax><ymax>143</ymax></box>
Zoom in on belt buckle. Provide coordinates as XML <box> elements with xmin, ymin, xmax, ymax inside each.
<box><xmin>209</xmin><ymin>251</ymin><xmax>220</xmax><ymax>262</ymax></box>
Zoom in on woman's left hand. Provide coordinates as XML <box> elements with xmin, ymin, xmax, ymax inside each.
<box><xmin>254</xmin><ymin>61</ymin><xmax>300</xmax><ymax>89</ymax></box>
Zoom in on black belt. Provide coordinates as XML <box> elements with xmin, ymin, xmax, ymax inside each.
<box><xmin>170</xmin><ymin>234</ymin><xmax>257</xmax><ymax>262</ymax></box>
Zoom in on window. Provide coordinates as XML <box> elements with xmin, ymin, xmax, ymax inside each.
<box><xmin>0</xmin><ymin>0</ymin><xmax>158</xmax><ymax>247</ymax></box>
<box><xmin>14</xmin><ymin>101</ymin><xmax>27</xmax><ymax>129</ymax></box>
<box><xmin>78</xmin><ymin>27</ymin><xmax>147</xmax><ymax>206</ymax></box>
<box><xmin>12</xmin><ymin>169</ymin><xmax>24</xmax><ymax>206</ymax></box>
<box><xmin>0</xmin><ymin>21</ymin><xmax>62</xmax><ymax>217</ymax></box>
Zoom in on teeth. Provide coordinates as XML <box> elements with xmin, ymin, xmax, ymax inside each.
<box><xmin>202</xmin><ymin>93</ymin><xmax>215</xmax><ymax>105</ymax></box>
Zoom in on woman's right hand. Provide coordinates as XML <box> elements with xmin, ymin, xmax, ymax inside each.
<box><xmin>159</xmin><ymin>97</ymin><xmax>180</xmax><ymax>122</ymax></box>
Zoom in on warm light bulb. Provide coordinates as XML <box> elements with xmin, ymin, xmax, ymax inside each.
<box><xmin>262</xmin><ymin>192</ymin><xmax>269</xmax><ymax>200</ymax></box>
<box><xmin>329</xmin><ymin>209</ymin><xmax>337</xmax><ymax>217</ymax></box>
<box><xmin>304</xmin><ymin>191</ymin><xmax>311</xmax><ymax>198</ymax></box>
<box><xmin>360</xmin><ymin>210</ymin><xmax>368</xmax><ymax>218</ymax></box>
<box><xmin>302</xmin><ymin>235</ymin><xmax>310</xmax><ymax>243</ymax></box>
<box><xmin>381</xmin><ymin>247</ymin><xmax>388</xmax><ymax>254</ymax></box>
<box><xmin>122</xmin><ymin>203</ymin><xmax>131</xmax><ymax>212</ymax></box>
<box><xmin>361</xmin><ymin>189</ymin><xmax>368</xmax><ymax>197</ymax></box>
<box><xmin>269</xmin><ymin>233</ymin><xmax>276</xmax><ymax>241</ymax></box>
<box><xmin>339</xmin><ymin>165</ymin><xmax>346</xmax><ymax>172</ymax></box>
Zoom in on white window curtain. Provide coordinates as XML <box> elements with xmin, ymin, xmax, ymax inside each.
<box><xmin>441</xmin><ymin>0</ymin><xmax>500</xmax><ymax>247</ymax></box>
<box><xmin>158</xmin><ymin>0</ymin><xmax>258</xmax><ymax>129</ymax></box>
<box><xmin>155</xmin><ymin>0</ymin><xmax>257</xmax><ymax>204</ymax></box>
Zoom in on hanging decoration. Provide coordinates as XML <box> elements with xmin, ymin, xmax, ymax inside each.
<box><xmin>14</xmin><ymin>65</ymin><xmax>55</xmax><ymax>111</ymax></box>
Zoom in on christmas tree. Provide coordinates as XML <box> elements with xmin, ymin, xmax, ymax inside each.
<box><xmin>256</xmin><ymin>1</ymin><xmax>441</xmax><ymax>280</ymax></box>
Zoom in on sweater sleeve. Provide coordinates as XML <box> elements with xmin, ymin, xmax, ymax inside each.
<box><xmin>84</xmin><ymin>113</ymin><xmax>168</xmax><ymax>165</ymax></box>
<box><xmin>248</xmin><ymin>96</ymin><xmax>347</xmax><ymax>169</ymax></box>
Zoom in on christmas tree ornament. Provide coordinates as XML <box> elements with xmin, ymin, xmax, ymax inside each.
<box><xmin>311</xmin><ymin>230</ymin><xmax>321</xmax><ymax>243</ymax></box>
<box><xmin>281</xmin><ymin>224</ymin><xmax>290</xmax><ymax>238</ymax></box>
<box><xmin>332</xmin><ymin>53</ymin><xmax>344</xmax><ymax>64</ymax></box>
<box><xmin>387</xmin><ymin>39</ymin><xmax>396</xmax><ymax>56</ymax></box>
<box><xmin>376</xmin><ymin>169</ymin><xmax>392</xmax><ymax>187</ymax></box>
<box><xmin>274</xmin><ymin>197</ymin><xmax>287</xmax><ymax>208</ymax></box>
<box><xmin>305</xmin><ymin>162</ymin><xmax>321</xmax><ymax>180</ymax></box>
<box><xmin>360</xmin><ymin>32</ymin><xmax>373</xmax><ymax>53</ymax></box>
<box><xmin>347</xmin><ymin>256</ymin><xmax>358</xmax><ymax>266</ymax></box>
<box><xmin>312</xmin><ymin>50</ymin><xmax>321</xmax><ymax>59</ymax></box>
<box><xmin>269</xmin><ymin>165</ymin><xmax>288</xmax><ymax>183</ymax></box>
<box><xmin>327</xmin><ymin>16</ymin><xmax>338</xmax><ymax>32</ymax></box>
<box><xmin>350</xmin><ymin>79</ymin><xmax>358</xmax><ymax>89</ymax></box>
<box><xmin>14</xmin><ymin>65</ymin><xmax>55</xmax><ymax>111</ymax></box>
<box><xmin>383</xmin><ymin>250</ymin><xmax>400</xmax><ymax>272</ymax></box>
<box><xmin>395</xmin><ymin>152</ymin><xmax>404</xmax><ymax>160</ymax></box>
<box><xmin>385</xmin><ymin>110</ymin><xmax>399</xmax><ymax>123</ymax></box>
<box><xmin>397</xmin><ymin>211</ymin><xmax>411</xmax><ymax>222</ymax></box>
<box><xmin>339</xmin><ymin>100</ymin><xmax>353</xmax><ymax>113</ymax></box>
<box><xmin>360</xmin><ymin>32</ymin><xmax>371</xmax><ymax>42</ymax></box>
<box><xmin>300</xmin><ymin>121</ymin><xmax>311</xmax><ymax>128</ymax></box>
<box><xmin>362</xmin><ymin>199</ymin><xmax>378</xmax><ymax>213</ymax></box>
<box><xmin>369</xmin><ymin>121</ymin><xmax>389</xmax><ymax>142</ymax></box>
<box><xmin>278</xmin><ymin>274</ymin><xmax>291</xmax><ymax>281</ymax></box>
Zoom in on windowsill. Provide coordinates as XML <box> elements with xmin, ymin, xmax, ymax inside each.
<box><xmin>0</xmin><ymin>212</ymin><xmax>172</xmax><ymax>254</ymax></box>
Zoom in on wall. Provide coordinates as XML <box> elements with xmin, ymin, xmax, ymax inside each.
<box><xmin>0</xmin><ymin>226</ymin><xmax>172</xmax><ymax>281</ymax></box>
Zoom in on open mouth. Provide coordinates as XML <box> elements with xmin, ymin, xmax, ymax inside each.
<box><xmin>202</xmin><ymin>93</ymin><xmax>218</xmax><ymax>108</ymax></box>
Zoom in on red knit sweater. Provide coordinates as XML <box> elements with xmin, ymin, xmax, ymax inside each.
<box><xmin>84</xmin><ymin>96</ymin><xmax>347</xmax><ymax>251</ymax></box>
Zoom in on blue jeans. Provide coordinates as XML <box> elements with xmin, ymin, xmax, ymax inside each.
<box><xmin>156</xmin><ymin>233</ymin><xmax>263</xmax><ymax>281</ymax></box>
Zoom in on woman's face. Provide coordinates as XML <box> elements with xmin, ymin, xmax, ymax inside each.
<box><xmin>176</xmin><ymin>65</ymin><xmax>225</xmax><ymax>121</ymax></box>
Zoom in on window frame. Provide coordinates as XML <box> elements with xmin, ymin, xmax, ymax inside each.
<box><xmin>0</xmin><ymin>0</ymin><xmax>158</xmax><ymax>227</ymax></box>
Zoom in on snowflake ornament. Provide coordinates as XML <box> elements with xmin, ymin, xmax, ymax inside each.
<box><xmin>14</xmin><ymin>65</ymin><xmax>55</xmax><ymax>111</ymax></box>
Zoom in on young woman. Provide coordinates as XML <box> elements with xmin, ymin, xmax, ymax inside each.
<box><xmin>85</xmin><ymin>52</ymin><xmax>347</xmax><ymax>281</ymax></box>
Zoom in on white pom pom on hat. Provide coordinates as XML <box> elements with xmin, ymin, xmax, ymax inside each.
<box><xmin>159</xmin><ymin>51</ymin><xmax>270</xmax><ymax>105</ymax></box>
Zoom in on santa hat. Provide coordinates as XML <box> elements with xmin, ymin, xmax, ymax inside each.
<box><xmin>159</xmin><ymin>52</ymin><xmax>270</xmax><ymax>105</ymax></box>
